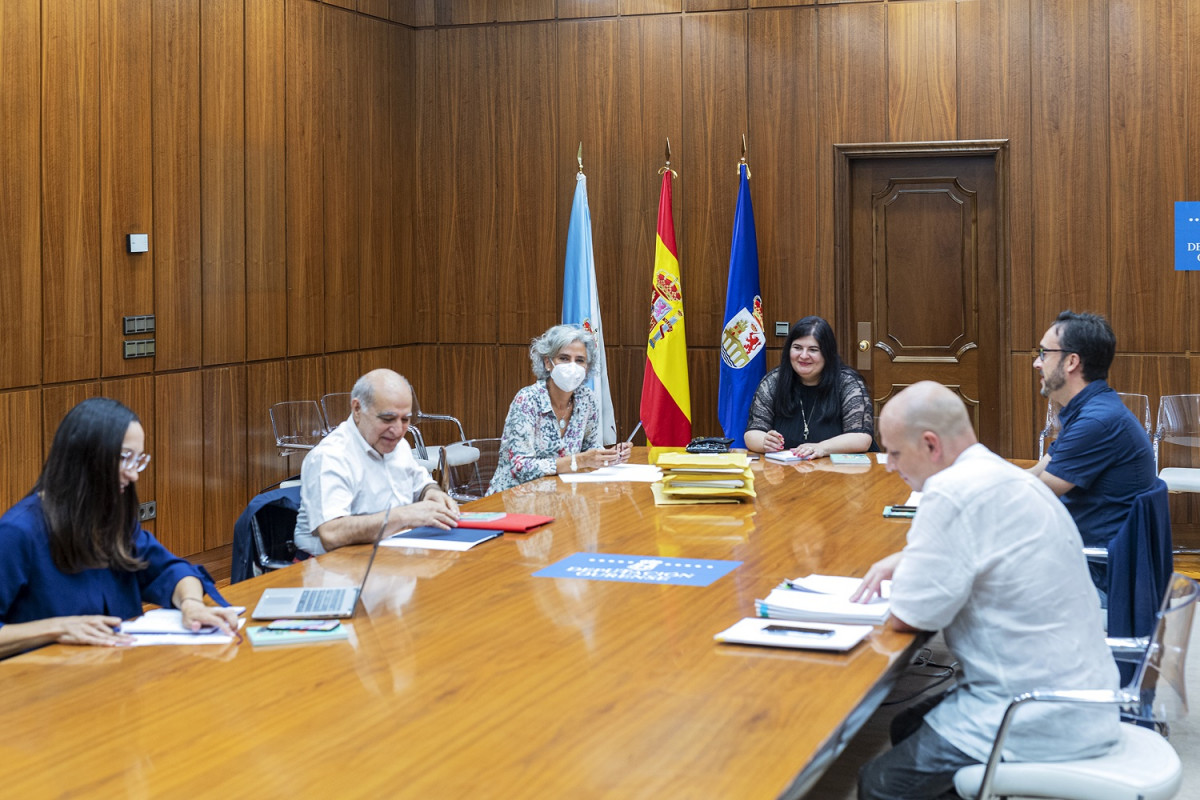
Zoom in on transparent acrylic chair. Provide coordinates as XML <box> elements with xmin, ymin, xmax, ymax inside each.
<box><xmin>268</xmin><ymin>401</ymin><xmax>329</xmax><ymax>457</ymax></box>
<box><xmin>954</xmin><ymin>572</ymin><xmax>1197</xmax><ymax>800</ymax></box>
<box><xmin>319</xmin><ymin>392</ymin><xmax>352</xmax><ymax>429</ymax></box>
<box><xmin>1037</xmin><ymin>398</ymin><xmax>1062</xmax><ymax>459</ymax></box>
<box><xmin>1154</xmin><ymin>394</ymin><xmax>1200</xmax><ymax>489</ymax></box>
<box><xmin>1119</xmin><ymin>392</ymin><xmax>1152</xmax><ymax>441</ymax></box>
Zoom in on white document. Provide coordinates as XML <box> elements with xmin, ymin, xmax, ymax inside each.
<box><xmin>715</xmin><ymin>617</ymin><xmax>873</xmax><ymax>652</ymax></box>
<box><xmin>755</xmin><ymin>574</ymin><xmax>890</xmax><ymax>625</ymax></box>
<box><xmin>121</xmin><ymin>608</ymin><xmax>246</xmax><ymax>646</ymax></box>
<box><xmin>559</xmin><ymin>463</ymin><xmax>663</xmax><ymax>483</ymax></box>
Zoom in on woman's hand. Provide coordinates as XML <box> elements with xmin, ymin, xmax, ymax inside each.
<box><xmin>579</xmin><ymin>446</ymin><xmax>621</xmax><ymax>470</ymax></box>
<box><xmin>761</xmin><ymin>430</ymin><xmax>786</xmax><ymax>452</ymax></box>
<box><xmin>55</xmin><ymin>615</ymin><xmax>135</xmax><ymax>647</ymax></box>
<box><xmin>179</xmin><ymin>598</ymin><xmax>241</xmax><ymax>636</ymax></box>
<box><xmin>790</xmin><ymin>442</ymin><xmax>827</xmax><ymax>461</ymax></box>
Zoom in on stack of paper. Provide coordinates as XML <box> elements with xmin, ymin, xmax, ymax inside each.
<box><xmin>652</xmin><ymin>452</ymin><xmax>755</xmax><ymax>504</ymax></box>
<box><xmin>754</xmin><ymin>574</ymin><xmax>890</xmax><ymax>625</ymax></box>
<box><xmin>714</xmin><ymin>618</ymin><xmax>873</xmax><ymax>652</ymax></box>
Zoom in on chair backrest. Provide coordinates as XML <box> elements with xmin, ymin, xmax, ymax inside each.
<box><xmin>1130</xmin><ymin>572</ymin><xmax>1198</xmax><ymax>723</ymax></box>
<box><xmin>411</xmin><ymin>390</ymin><xmax>468</xmax><ymax>444</ymax></box>
<box><xmin>1154</xmin><ymin>394</ymin><xmax>1200</xmax><ymax>468</ymax></box>
<box><xmin>1037</xmin><ymin>398</ymin><xmax>1062</xmax><ymax>458</ymax></box>
<box><xmin>447</xmin><ymin>438</ymin><xmax>502</xmax><ymax>502</ymax></box>
<box><xmin>1106</xmin><ymin>479</ymin><xmax>1173</xmax><ymax>639</ymax></box>
<box><xmin>268</xmin><ymin>401</ymin><xmax>328</xmax><ymax>457</ymax></box>
<box><xmin>231</xmin><ymin>484</ymin><xmax>304</xmax><ymax>583</ymax></box>
<box><xmin>320</xmin><ymin>392</ymin><xmax>352</xmax><ymax>430</ymax></box>
<box><xmin>1117</xmin><ymin>392</ymin><xmax>1152</xmax><ymax>439</ymax></box>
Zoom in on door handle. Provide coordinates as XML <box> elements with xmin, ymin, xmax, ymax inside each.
<box><xmin>856</xmin><ymin>322</ymin><xmax>871</xmax><ymax>371</ymax></box>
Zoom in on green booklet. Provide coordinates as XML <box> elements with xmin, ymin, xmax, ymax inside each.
<box><xmin>247</xmin><ymin>624</ymin><xmax>351</xmax><ymax>647</ymax></box>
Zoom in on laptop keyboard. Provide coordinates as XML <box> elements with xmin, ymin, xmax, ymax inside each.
<box><xmin>296</xmin><ymin>588</ymin><xmax>347</xmax><ymax>614</ymax></box>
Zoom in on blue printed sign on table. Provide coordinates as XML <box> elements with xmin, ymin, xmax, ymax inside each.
<box><xmin>1175</xmin><ymin>201</ymin><xmax>1200</xmax><ymax>271</ymax></box>
<box><xmin>533</xmin><ymin>554</ymin><xmax>740</xmax><ymax>587</ymax></box>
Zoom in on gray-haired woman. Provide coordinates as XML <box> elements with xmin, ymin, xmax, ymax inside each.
<box><xmin>488</xmin><ymin>324</ymin><xmax>628</xmax><ymax>494</ymax></box>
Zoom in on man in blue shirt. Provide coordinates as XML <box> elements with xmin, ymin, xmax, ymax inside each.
<box><xmin>1029</xmin><ymin>311</ymin><xmax>1157</xmax><ymax>588</ymax></box>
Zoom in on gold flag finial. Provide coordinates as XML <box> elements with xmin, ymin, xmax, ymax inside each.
<box><xmin>738</xmin><ymin>134</ymin><xmax>751</xmax><ymax>179</ymax></box>
<box><xmin>577</xmin><ymin>142</ymin><xmax>584</xmax><ymax>175</ymax></box>
<box><xmin>658</xmin><ymin>137</ymin><xmax>678</xmax><ymax>178</ymax></box>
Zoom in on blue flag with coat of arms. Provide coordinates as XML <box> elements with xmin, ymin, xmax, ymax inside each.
<box><xmin>717</xmin><ymin>163</ymin><xmax>765</xmax><ymax>448</ymax></box>
<box><xmin>562</xmin><ymin>172</ymin><xmax>617</xmax><ymax>445</ymax></box>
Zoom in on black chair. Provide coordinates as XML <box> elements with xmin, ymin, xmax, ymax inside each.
<box><xmin>231</xmin><ymin>483</ymin><xmax>308</xmax><ymax>583</ymax></box>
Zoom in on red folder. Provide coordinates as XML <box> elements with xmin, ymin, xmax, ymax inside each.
<box><xmin>454</xmin><ymin>513</ymin><xmax>555</xmax><ymax>533</ymax></box>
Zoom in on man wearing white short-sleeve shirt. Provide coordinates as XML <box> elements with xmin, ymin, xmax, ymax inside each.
<box><xmin>852</xmin><ymin>382</ymin><xmax>1119</xmax><ymax>800</ymax></box>
<box><xmin>295</xmin><ymin>369</ymin><xmax>459</xmax><ymax>555</ymax></box>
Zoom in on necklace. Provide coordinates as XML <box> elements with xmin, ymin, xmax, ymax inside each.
<box><xmin>798</xmin><ymin>397</ymin><xmax>810</xmax><ymax>440</ymax></box>
<box><xmin>552</xmin><ymin>395</ymin><xmax>573</xmax><ymax>435</ymax></box>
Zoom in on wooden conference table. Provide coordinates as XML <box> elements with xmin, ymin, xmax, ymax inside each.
<box><xmin>0</xmin><ymin>450</ymin><xmax>923</xmax><ymax>798</ymax></box>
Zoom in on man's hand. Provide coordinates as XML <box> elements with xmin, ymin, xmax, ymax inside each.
<box><xmin>394</xmin><ymin>497</ymin><xmax>460</xmax><ymax>530</ymax></box>
<box><xmin>850</xmin><ymin>552</ymin><xmax>903</xmax><ymax>603</ymax></box>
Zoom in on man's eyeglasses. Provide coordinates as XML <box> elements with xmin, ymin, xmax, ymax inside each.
<box><xmin>1034</xmin><ymin>347</ymin><xmax>1067</xmax><ymax>360</ymax></box>
<box><xmin>119</xmin><ymin>450</ymin><xmax>152</xmax><ymax>472</ymax></box>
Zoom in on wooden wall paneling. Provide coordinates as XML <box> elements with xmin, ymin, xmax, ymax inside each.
<box><xmin>886</xmin><ymin>1</ymin><xmax>956</xmax><ymax>142</ymax></box>
<box><xmin>359</xmin><ymin>15</ymin><xmax>399</xmax><ymax>350</ymax></box>
<box><xmin>1008</xmin><ymin>351</ymin><xmax>1036</xmax><ymax>460</ymax></box>
<box><xmin>496</xmin><ymin>0</ymin><xmax>555</xmax><ymax>23</ymax></box>
<box><xmin>103</xmin><ymin>376</ymin><xmax>156</xmax><ymax>504</ymax></box>
<box><xmin>246</xmin><ymin>360</ymin><xmax>293</xmax><ymax>494</ymax></box>
<box><xmin>359</xmin><ymin>0</ymin><xmax>390</xmax><ymax>20</ymax></box>
<box><xmin>613</xmin><ymin>346</ymin><xmax>647</xmax><ymax>443</ymax></box>
<box><xmin>620</xmin><ymin>0</ymin><xmax>683</xmax><ymax>15</ymax></box>
<box><xmin>151</xmin><ymin>0</ymin><xmax>202</xmax><ymax>373</ymax></box>
<box><xmin>751</xmin><ymin>0</ymin><xmax>814</xmax><ymax>8</ymax></box>
<box><xmin>323</xmin><ymin>6</ymin><xmax>363</xmax><ymax>354</ymax></box>
<box><xmin>154</xmin><ymin>371</ymin><xmax>205</xmax><ymax>556</ymax></box>
<box><xmin>435</xmin><ymin>0</ymin><xmax>492</xmax><ymax>25</ymax></box>
<box><xmin>1029</xmin><ymin>0</ymin><xmax>1110</xmax><ymax>324</ymax></box>
<box><xmin>392</xmin><ymin>25</ymin><xmax>419</xmax><ymax>344</ymax></box>
<box><xmin>200</xmin><ymin>0</ymin><xmax>247</xmax><ymax>366</ymax></box>
<box><xmin>681</xmin><ymin>12</ymin><xmax>748</xmax><ymax>378</ymax></box>
<box><xmin>436</xmin><ymin>26</ymin><xmax>498</xmax><ymax>344</ymax></box>
<box><xmin>749</xmin><ymin>8</ymin><xmax>818</xmax><ymax>336</ymax></box>
<box><xmin>42</xmin><ymin>0</ymin><xmax>101</xmax><ymax>385</ymax></box>
<box><xmin>559</xmin><ymin>0</ymin><xmax>619</xmax><ymax>19</ymax></box>
<box><xmin>616</xmin><ymin>15</ymin><xmax>683</xmax><ymax>348</ymax></box>
<box><xmin>324</xmin><ymin>351</ymin><xmax>364</xmax><ymax>399</ymax></box>
<box><xmin>324</xmin><ymin>0</ymin><xmax>357</xmax><ymax>12</ymax></box>
<box><xmin>556</xmin><ymin>20</ymin><xmax>621</xmax><ymax>350</ymax></box>
<box><xmin>1108</xmin><ymin>0</ymin><xmax>1188</xmax><ymax>353</ymax></box>
<box><xmin>686</xmin><ymin>0</ymin><xmax>747</xmax><ymax>12</ymax></box>
<box><xmin>817</xmin><ymin>3</ymin><xmax>886</xmax><ymax>319</ymax></box>
<box><xmin>0</xmin><ymin>0</ymin><xmax>41</xmax><ymax>390</ymax></box>
<box><xmin>203</xmin><ymin>366</ymin><xmax>249</xmax><ymax>550</ymax></box>
<box><xmin>440</xmin><ymin>346</ymin><xmax>504</xmax><ymax>440</ymax></box>
<box><xmin>285</xmin><ymin>0</ymin><xmax>326</xmax><ymax>356</ymax></box>
<box><xmin>41</xmin><ymin>384</ymin><xmax>102</xmax><ymax>454</ymax></box>
<box><xmin>379</xmin><ymin>346</ymin><xmax>424</xmax><ymax>391</ymax></box>
<box><xmin>408</xmin><ymin>28</ymin><xmax>438</xmax><ymax>344</ymax></box>
<box><xmin>958</xmin><ymin>0</ymin><xmax>1033</xmax><ymax>348</ymax></box>
<box><xmin>490</xmin><ymin>345</ymin><xmax>536</xmax><ymax>440</ymax></box>
<box><xmin>245</xmin><ymin>0</ymin><xmax>289</xmax><ymax>362</ymax></box>
<box><xmin>100</xmin><ymin>0</ymin><xmax>154</xmax><ymax>379</ymax></box>
<box><xmin>687</xmin><ymin>348</ymin><xmax>720</xmax><ymax>436</ymax></box>
<box><xmin>389</xmin><ymin>0</ymin><xmax>435</xmax><ymax>27</ymax></box>
<box><xmin>0</xmin><ymin>390</ymin><xmax>43</xmax><ymax>517</ymax></box>
<box><xmin>496</xmin><ymin>22</ymin><xmax>558</xmax><ymax>344</ymax></box>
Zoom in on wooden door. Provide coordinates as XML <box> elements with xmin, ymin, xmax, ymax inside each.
<box><xmin>835</xmin><ymin>142</ymin><xmax>1009</xmax><ymax>453</ymax></box>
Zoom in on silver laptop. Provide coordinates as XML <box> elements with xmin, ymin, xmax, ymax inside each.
<box><xmin>251</xmin><ymin>505</ymin><xmax>390</xmax><ymax>620</ymax></box>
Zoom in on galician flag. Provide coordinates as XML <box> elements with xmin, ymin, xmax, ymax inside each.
<box><xmin>640</xmin><ymin>167</ymin><xmax>692</xmax><ymax>446</ymax></box>
<box><xmin>562</xmin><ymin>171</ymin><xmax>617</xmax><ymax>444</ymax></box>
<box><xmin>717</xmin><ymin>162</ymin><xmax>765</xmax><ymax>448</ymax></box>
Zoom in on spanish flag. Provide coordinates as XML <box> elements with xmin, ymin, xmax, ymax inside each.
<box><xmin>640</xmin><ymin>168</ymin><xmax>692</xmax><ymax>446</ymax></box>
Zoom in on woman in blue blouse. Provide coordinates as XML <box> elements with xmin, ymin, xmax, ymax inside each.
<box><xmin>0</xmin><ymin>398</ymin><xmax>238</xmax><ymax>658</ymax></box>
<box><xmin>488</xmin><ymin>324</ymin><xmax>630</xmax><ymax>494</ymax></box>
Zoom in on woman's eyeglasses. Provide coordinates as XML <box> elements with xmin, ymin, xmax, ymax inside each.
<box><xmin>119</xmin><ymin>450</ymin><xmax>152</xmax><ymax>472</ymax></box>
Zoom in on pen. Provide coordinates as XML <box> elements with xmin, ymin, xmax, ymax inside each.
<box><xmin>762</xmin><ymin>624</ymin><xmax>836</xmax><ymax>638</ymax></box>
<box><xmin>625</xmin><ymin>421</ymin><xmax>643</xmax><ymax>443</ymax></box>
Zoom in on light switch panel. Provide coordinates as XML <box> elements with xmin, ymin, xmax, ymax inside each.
<box><xmin>127</xmin><ymin>233</ymin><xmax>149</xmax><ymax>253</ymax></box>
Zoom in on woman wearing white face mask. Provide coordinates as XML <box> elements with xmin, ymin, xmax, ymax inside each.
<box><xmin>488</xmin><ymin>325</ymin><xmax>629</xmax><ymax>494</ymax></box>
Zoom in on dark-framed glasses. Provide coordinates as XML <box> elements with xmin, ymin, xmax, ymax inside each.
<box><xmin>1034</xmin><ymin>347</ymin><xmax>1067</xmax><ymax>360</ymax></box>
<box><xmin>119</xmin><ymin>450</ymin><xmax>152</xmax><ymax>472</ymax></box>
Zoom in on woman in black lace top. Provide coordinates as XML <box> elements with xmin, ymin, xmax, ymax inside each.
<box><xmin>744</xmin><ymin>316</ymin><xmax>875</xmax><ymax>458</ymax></box>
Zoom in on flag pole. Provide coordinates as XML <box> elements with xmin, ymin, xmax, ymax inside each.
<box><xmin>577</xmin><ymin>141</ymin><xmax>584</xmax><ymax>175</ymax></box>
<box><xmin>739</xmin><ymin>133</ymin><xmax>751</xmax><ymax>179</ymax></box>
<box><xmin>659</xmin><ymin>138</ymin><xmax>677</xmax><ymax>178</ymax></box>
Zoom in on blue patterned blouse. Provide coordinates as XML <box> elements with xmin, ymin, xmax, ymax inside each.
<box><xmin>488</xmin><ymin>382</ymin><xmax>600</xmax><ymax>494</ymax></box>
